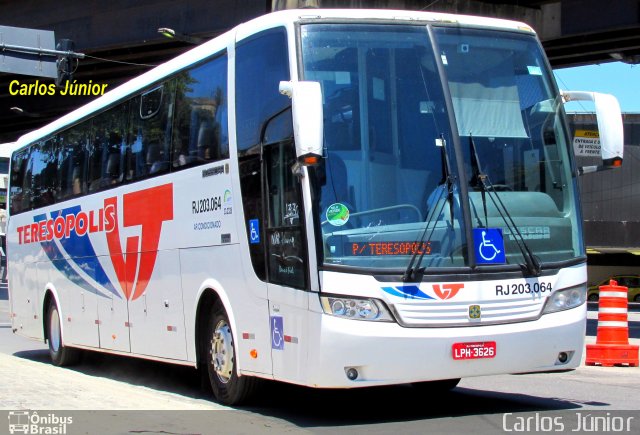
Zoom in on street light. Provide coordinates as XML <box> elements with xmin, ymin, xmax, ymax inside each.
<box><xmin>610</xmin><ymin>52</ymin><xmax>640</xmax><ymax>64</ymax></box>
<box><xmin>10</xmin><ymin>107</ymin><xmax>43</xmax><ymax>118</ymax></box>
<box><xmin>157</xmin><ymin>27</ymin><xmax>204</xmax><ymax>45</ymax></box>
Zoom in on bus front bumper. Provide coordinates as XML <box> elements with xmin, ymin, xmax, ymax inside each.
<box><xmin>303</xmin><ymin>304</ymin><xmax>586</xmax><ymax>388</ymax></box>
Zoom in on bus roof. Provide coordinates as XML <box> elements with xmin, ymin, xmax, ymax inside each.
<box><xmin>235</xmin><ymin>8</ymin><xmax>534</xmax><ymax>41</ymax></box>
<box><xmin>14</xmin><ymin>8</ymin><xmax>534</xmax><ymax>152</ymax></box>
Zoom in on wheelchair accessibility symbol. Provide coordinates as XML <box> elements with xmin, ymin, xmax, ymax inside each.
<box><xmin>271</xmin><ymin>316</ymin><xmax>284</xmax><ymax>350</ymax></box>
<box><xmin>249</xmin><ymin>219</ymin><xmax>260</xmax><ymax>244</ymax></box>
<box><xmin>473</xmin><ymin>228</ymin><xmax>506</xmax><ymax>264</ymax></box>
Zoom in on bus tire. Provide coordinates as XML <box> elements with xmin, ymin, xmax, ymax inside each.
<box><xmin>46</xmin><ymin>299</ymin><xmax>80</xmax><ymax>366</ymax></box>
<box><xmin>204</xmin><ymin>301</ymin><xmax>259</xmax><ymax>405</ymax></box>
<box><xmin>412</xmin><ymin>378</ymin><xmax>460</xmax><ymax>392</ymax></box>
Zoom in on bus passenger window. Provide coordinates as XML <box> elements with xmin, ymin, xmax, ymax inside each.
<box><xmin>58</xmin><ymin>124</ymin><xmax>90</xmax><ymax>200</ymax></box>
<box><xmin>10</xmin><ymin>148</ymin><xmax>31</xmax><ymax>214</ymax></box>
<box><xmin>129</xmin><ymin>83</ymin><xmax>174</xmax><ymax>181</ymax></box>
<box><xmin>171</xmin><ymin>53</ymin><xmax>228</xmax><ymax>170</ymax></box>
<box><xmin>30</xmin><ymin>141</ymin><xmax>57</xmax><ymax>208</ymax></box>
<box><xmin>89</xmin><ymin>103</ymin><xmax>128</xmax><ymax>190</ymax></box>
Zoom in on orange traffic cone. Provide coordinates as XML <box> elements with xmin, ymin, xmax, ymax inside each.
<box><xmin>585</xmin><ymin>280</ymin><xmax>639</xmax><ymax>367</ymax></box>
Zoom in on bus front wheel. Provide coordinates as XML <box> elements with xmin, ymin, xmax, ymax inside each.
<box><xmin>204</xmin><ymin>301</ymin><xmax>259</xmax><ymax>405</ymax></box>
<box><xmin>46</xmin><ymin>299</ymin><xmax>80</xmax><ymax>366</ymax></box>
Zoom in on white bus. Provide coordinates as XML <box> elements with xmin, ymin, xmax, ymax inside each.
<box><xmin>1</xmin><ymin>142</ymin><xmax>17</xmax><ymax>284</ymax></box>
<box><xmin>8</xmin><ymin>9</ymin><xmax>623</xmax><ymax>405</ymax></box>
<box><xmin>0</xmin><ymin>142</ymin><xmax>16</xmax><ymax>224</ymax></box>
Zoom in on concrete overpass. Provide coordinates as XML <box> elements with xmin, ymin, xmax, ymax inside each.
<box><xmin>2</xmin><ymin>0</ymin><xmax>639</xmax><ymax>142</ymax></box>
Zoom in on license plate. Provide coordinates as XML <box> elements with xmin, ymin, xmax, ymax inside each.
<box><xmin>452</xmin><ymin>341</ymin><xmax>496</xmax><ymax>360</ymax></box>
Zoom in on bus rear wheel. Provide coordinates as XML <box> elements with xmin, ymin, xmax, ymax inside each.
<box><xmin>204</xmin><ymin>301</ymin><xmax>259</xmax><ymax>405</ymax></box>
<box><xmin>47</xmin><ymin>300</ymin><xmax>80</xmax><ymax>366</ymax></box>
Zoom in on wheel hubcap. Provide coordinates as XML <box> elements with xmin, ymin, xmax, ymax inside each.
<box><xmin>50</xmin><ymin>308</ymin><xmax>61</xmax><ymax>352</ymax></box>
<box><xmin>211</xmin><ymin>319</ymin><xmax>234</xmax><ymax>384</ymax></box>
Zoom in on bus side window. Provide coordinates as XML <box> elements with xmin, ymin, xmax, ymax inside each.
<box><xmin>262</xmin><ymin>109</ymin><xmax>298</xmax><ymax>287</ymax></box>
<box><xmin>265</xmin><ymin>141</ymin><xmax>307</xmax><ymax>289</ymax></box>
<box><xmin>89</xmin><ymin>103</ymin><xmax>128</xmax><ymax>190</ymax></box>
<box><xmin>10</xmin><ymin>147</ymin><xmax>32</xmax><ymax>214</ymax></box>
<box><xmin>30</xmin><ymin>140</ymin><xmax>58</xmax><ymax>208</ymax></box>
<box><xmin>58</xmin><ymin>125</ymin><xmax>89</xmax><ymax>200</ymax></box>
<box><xmin>236</xmin><ymin>29</ymin><xmax>290</xmax><ymax>153</ymax></box>
<box><xmin>171</xmin><ymin>53</ymin><xmax>228</xmax><ymax>170</ymax></box>
<box><xmin>129</xmin><ymin>83</ymin><xmax>174</xmax><ymax>180</ymax></box>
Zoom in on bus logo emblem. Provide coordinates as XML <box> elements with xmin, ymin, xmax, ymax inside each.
<box><xmin>469</xmin><ymin>305</ymin><xmax>481</xmax><ymax>319</ymax></box>
<box><xmin>433</xmin><ymin>283</ymin><xmax>463</xmax><ymax>300</ymax></box>
<box><xmin>105</xmin><ymin>183</ymin><xmax>174</xmax><ymax>301</ymax></box>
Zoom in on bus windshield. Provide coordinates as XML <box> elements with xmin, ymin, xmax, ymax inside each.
<box><xmin>301</xmin><ymin>23</ymin><xmax>581</xmax><ymax>271</ymax></box>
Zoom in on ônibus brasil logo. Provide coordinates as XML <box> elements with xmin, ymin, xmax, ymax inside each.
<box><xmin>381</xmin><ymin>283</ymin><xmax>464</xmax><ymax>300</ymax></box>
<box><xmin>8</xmin><ymin>411</ymin><xmax>72</xmax><ymax>435</ymax></box>
<box><xmin>16</xmin><ymin>183</ymin><xmax>173</xmax><ymax>301</ymax></box>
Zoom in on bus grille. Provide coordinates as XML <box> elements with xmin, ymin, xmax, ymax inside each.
<box><xmin>391</xmin><ymin>296</ymin><xmax>545</xmax><ymax>327</ymax></box>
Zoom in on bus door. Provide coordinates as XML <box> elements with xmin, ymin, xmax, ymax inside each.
<box><xmin>263</xmin><ymin>140</ymin><xmax>310</xmax><ymax>382</ymax></box>
<box><xmin>235</xmin><ymin>26</ymin><xmax>309</xmax><ymax>378</ymax></box>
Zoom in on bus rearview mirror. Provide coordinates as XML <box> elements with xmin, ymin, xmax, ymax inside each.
<box><xmin>279</xmin><ymin>81</ymin><xmax>324</xmax><ymax>165</ymax></box>
<box><xmin>562</xmin><ymin>91</ymin><xmax>624</xmax><ymax>174</ymax></box>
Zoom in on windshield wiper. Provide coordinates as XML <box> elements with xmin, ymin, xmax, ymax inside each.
<box><xmin>468</xmin><ymin>135</ymin><xmax>541</xmax><ymax>277</ymax></box>
<box><xmin>439</xmin><ymin>135</ymin><xmax>455</xmax><ymax>228</ymax></box>
<box><xmin>403</xmin><ymin>135</ymin><xmax>455</xmax><ymax>282</ymax></box>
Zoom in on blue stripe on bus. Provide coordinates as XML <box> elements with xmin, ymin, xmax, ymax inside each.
<box><xmin>34</xmin><ymin>212</ymin><xmax>119</xmax><ymax>299</ymax></box>
<box><xmin>381</xmin><ymin>285</ymin><xmax>435</xmax><ymax>300</ymax></box>
<box><xmin>54</xmin><ymin>206</ymin><xmax>121</xmax><ymax>298</ymax></box>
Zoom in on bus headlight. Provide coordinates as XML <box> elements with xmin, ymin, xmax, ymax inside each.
<box><xmin>320</xmin><ymin>295</ymin><xmax>395</xmax><ymax>322</ymax></box>
<box><xmin>542</xmin><ymin>284</ymin><xmax>586</xmax><ymax>314</ymax></box>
